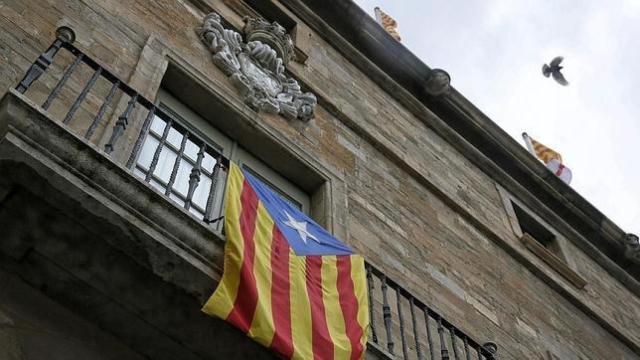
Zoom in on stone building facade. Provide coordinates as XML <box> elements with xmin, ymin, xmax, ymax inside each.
<box><xmin>0</xmin><ymin>0</ymin><xmax>639</xmax><ymax>359</ymax></box>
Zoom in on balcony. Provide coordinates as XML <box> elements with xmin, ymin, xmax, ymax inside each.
<box><xmin>0</xmin><ymin>28</ymin><xmax>497</xmax><ymax>359</ymax></box>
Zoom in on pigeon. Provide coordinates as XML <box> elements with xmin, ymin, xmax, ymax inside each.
<box><xmin>542</xmin><ymin>56</ymin><xmax>569</xmax><ymax>86</ymax></box>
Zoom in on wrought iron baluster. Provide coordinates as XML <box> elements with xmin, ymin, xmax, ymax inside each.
<box><xmin>126</xmin><ymin>105</ymin><xmax>156</xmax><ymax>168</ymax></box>
<box><xmin>145</xmin><ymin>118</ymin><xmax>172</xmax><ymax>182</ymax></box>
<box><xmin>63</xmin><ymin>67</ymin><xmax>102</xmax><ymax>124</ymax></box>
<box><xmin>16</xmin><ymin>26</ymin><xmax>75</xmax><ymax>93</ymax></box>
<box><xmin>450</xmin><ymin>328</ymin><xmax>460</xmax><ymax>360</ymax></box>
<box><xmin>410</xmin><ymin>296</ymin><xmax>423</xmax><ymax>360</ymax></box>
<box><xmin>165</xmin><ymin>132</ymin><xmax>189</xmax><ymax>196</ymax></box>
<box><xmin>464</xmin><ymin>337</ymin><xmax>471</xmax><ymax>360</ymax></box>
<box><xmin>396</xmin><ymin>290</ymin><xmax>408</xmax><ymax>359</ymax></box>
<box><xmin>85</xmin><ymin>80</ymin><xmax>119</xmax><ymax>139</ymax></box>
<box><xmin>424</xmin><ymin>309</ymin><xmax>435</xmax><ymax>360</ymax></box>
<box><xmin>42</xmin><ymin>53</ymin><xmax>84</xmax><ymax>110</ymax></box>
<box><xmin>381</xmin><ymin>275</ymin><xmax>394</xmax><ymax>355</ymax></box>
<box><xmin>105</xmin><ymin>93</ymin><xmax>138</xmax><ymax>154</ymax></box>
<box><xmin>476</xmin><ymin>347</ymin><xmax>482</xmax><ymax>360</ymax></box>
<box><xmin>365</xmin><ymin>265</ymin><xmax>378</xmax><ymax>344</ymax></box>
<box><xmin>437</xmin><ymin>317</ymin><xmax>449</xmax><ymax>360</ymax></box>
<box><xmin>184</xmin><ymin>143</ymin><xmax>206</xmax><ymax>210</ymax></box>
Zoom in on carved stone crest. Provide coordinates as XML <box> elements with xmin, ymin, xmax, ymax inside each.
<box><xmin>197</xmin><ymin>13</ymin><xmax>317</xmax><ymax>122</ymax></box>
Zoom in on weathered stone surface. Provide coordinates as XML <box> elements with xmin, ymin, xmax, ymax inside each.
<box><xmin>0</xmin><ymin>0</ymin><xmax>638</xmax><ymax>359</ymax></box>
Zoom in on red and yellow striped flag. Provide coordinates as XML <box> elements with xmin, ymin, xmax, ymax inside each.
<box><xmin>203</xmin><ymin>163</ymin><xmax>369</xmax><ymax>359</ymax></box>
<box><xmin>523</xmin><ymin>132</ymin><xmax>563</xmax><ymax>164</ymax></box>
<box><xmin>374</xmin><ymin>7</ymin><xmax>401</xmax><ymax>42</ymax></box>
<box><xmin>522</xmin><ymin>132</ymin><xmax>572</xmax><ymax>184</ymax></box>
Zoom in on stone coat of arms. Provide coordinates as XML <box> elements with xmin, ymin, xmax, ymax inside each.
<box><xmin>197</xmin><ymin>13</ymin><xmax>317</xmax><ymax>122</ymax></box>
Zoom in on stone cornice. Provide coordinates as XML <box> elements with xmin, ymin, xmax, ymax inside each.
<box><xmin>279</xmin><ymin>0</ymin><xmax>639</xmax><ymax>284</ymax></box>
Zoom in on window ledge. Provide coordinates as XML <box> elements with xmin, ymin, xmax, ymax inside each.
<box><xmin>521</xmin><ymin>233</ymin><xmax>587</xmax><ymax>289</ymax></box>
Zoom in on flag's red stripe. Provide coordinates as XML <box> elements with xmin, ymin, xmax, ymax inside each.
<box><xmin>306</xmin><ymin>256</ymin><xmax>334</xmax><ymax>360</ymax></box>
<box><xmin>269</xmin><ymin>226</ymin><xmax>294</xmax><ymax>357</ymax></box>
<box><xmin>226</xmin><ymin>179</ymin><xmax>260</xmax><ymax>332</ymax></box>
<box><xmin>336</xmin><ymin>256</ymin><xmax>365</xmax><ymax>360</ymax></box>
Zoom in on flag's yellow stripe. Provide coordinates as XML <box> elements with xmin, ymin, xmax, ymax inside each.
<box><xmin>351</xmin><ymin>255</ymin><xmax>369</xmax><ymax>359</ymax></box>
<box><xmin>247</xmin><ymin>203</ymin><xmax>275</xmax><ymax>346</ymax></box>
<box><xmin>289</xmin><ymin>253</ymin><xmax>313</xmax><ymax>360</ymax></box>
<box><xmin>531</xmin><ymin>139</ymin><xmax>562</xmax><ymax>163</ymax></box>
<box><xmin>321</xmin><ymin>256</ymin><xmax>351</xmax><ymax>359</ymax></box>
<box><xmin>202</xmin><ymin>164</ymin><xmax>245</xmax><ymax>318</ymax></box>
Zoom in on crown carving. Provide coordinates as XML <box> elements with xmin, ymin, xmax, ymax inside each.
<box><xmin>243</xmin><ymin>17</ymin><xmax>295</xmax><ymax>66</ymax></box>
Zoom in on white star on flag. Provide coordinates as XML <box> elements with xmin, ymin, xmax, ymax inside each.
<box><xmin>283</xmin><ymin>211</ymin><xmax>320</xmax><ymax>245</ymax></box>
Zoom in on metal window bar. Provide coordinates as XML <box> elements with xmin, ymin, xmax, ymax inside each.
<box><xmin>145</xmin><ymin>117</ymin><xmax>173</xmax><ymax>182</ymax></box>
<box><xmin>165</xmin><ymin>132</ymin><xmax>189</xmax><ymax>196</ymax></box>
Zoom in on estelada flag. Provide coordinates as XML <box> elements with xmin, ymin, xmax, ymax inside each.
<box><xmin>203</xmin><ymin>163</ymin><xmax>369</xmax><ymax>359</ymax></box>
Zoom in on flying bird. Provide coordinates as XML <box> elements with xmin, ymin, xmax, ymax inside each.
<box><xmin>542</xmin><ymin>56</ymin><xmax>569</xmax><ymax>86</ymax></box>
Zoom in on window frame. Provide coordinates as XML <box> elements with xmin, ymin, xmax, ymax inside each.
<box><xmin>133</xmin><ymin>88</ymin><xmax>312</xmax><ymax>226</ymax></box>
<box><xmin>497</xmin><ymin>185</ymin><xmax>587</xmax><ymax>289</ymax></box>
<box><xmin>121</xmin><ymin>36</ymin><xmax>349</xmax><ymax>240</ymax></box>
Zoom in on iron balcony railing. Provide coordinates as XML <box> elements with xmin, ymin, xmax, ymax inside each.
<box><xmin>16</xmin><ymin>27</ymin><xmax>229</xmax><ymax>224</ymax></box>
<box><xmin>14</xmin><ymin>27</ymin><xmax>498</xmax><ymax>360</ymax></box>
<box><xmin>366</xmin><ymin>265</ymin><xmax>497</xmax><ymax>359</ymax></box>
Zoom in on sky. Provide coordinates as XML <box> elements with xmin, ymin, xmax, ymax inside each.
<box><xmin>354</xmin><ymin>0</ymin><xmax>640</xmax><ymax>235</ymax></box>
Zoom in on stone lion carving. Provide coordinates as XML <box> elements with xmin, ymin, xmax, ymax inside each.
<box><xmin>196</xmin><ymin>13</ymin><xmax>317</xmax><ymax>122</ymax></box>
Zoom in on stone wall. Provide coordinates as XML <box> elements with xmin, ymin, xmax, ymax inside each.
<box><xmin>0</xmin><ymin>0</ymin><xmax>638</xmax><ymax>359</ymax></box>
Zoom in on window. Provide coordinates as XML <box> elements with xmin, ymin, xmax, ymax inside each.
<box><xmin>511</xmin><ymin>202</ymin><xmax>563</xmax><ymax>257</ymax></box>
<box><xmin>133</xmin><ymin>88</ymin><xmax>310</xmax><ymax>224</ymax></box>
<box><xmin>505</xmin><ymin>199</ymin><xmax>587</xmax><ymax>289</ymax></box>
